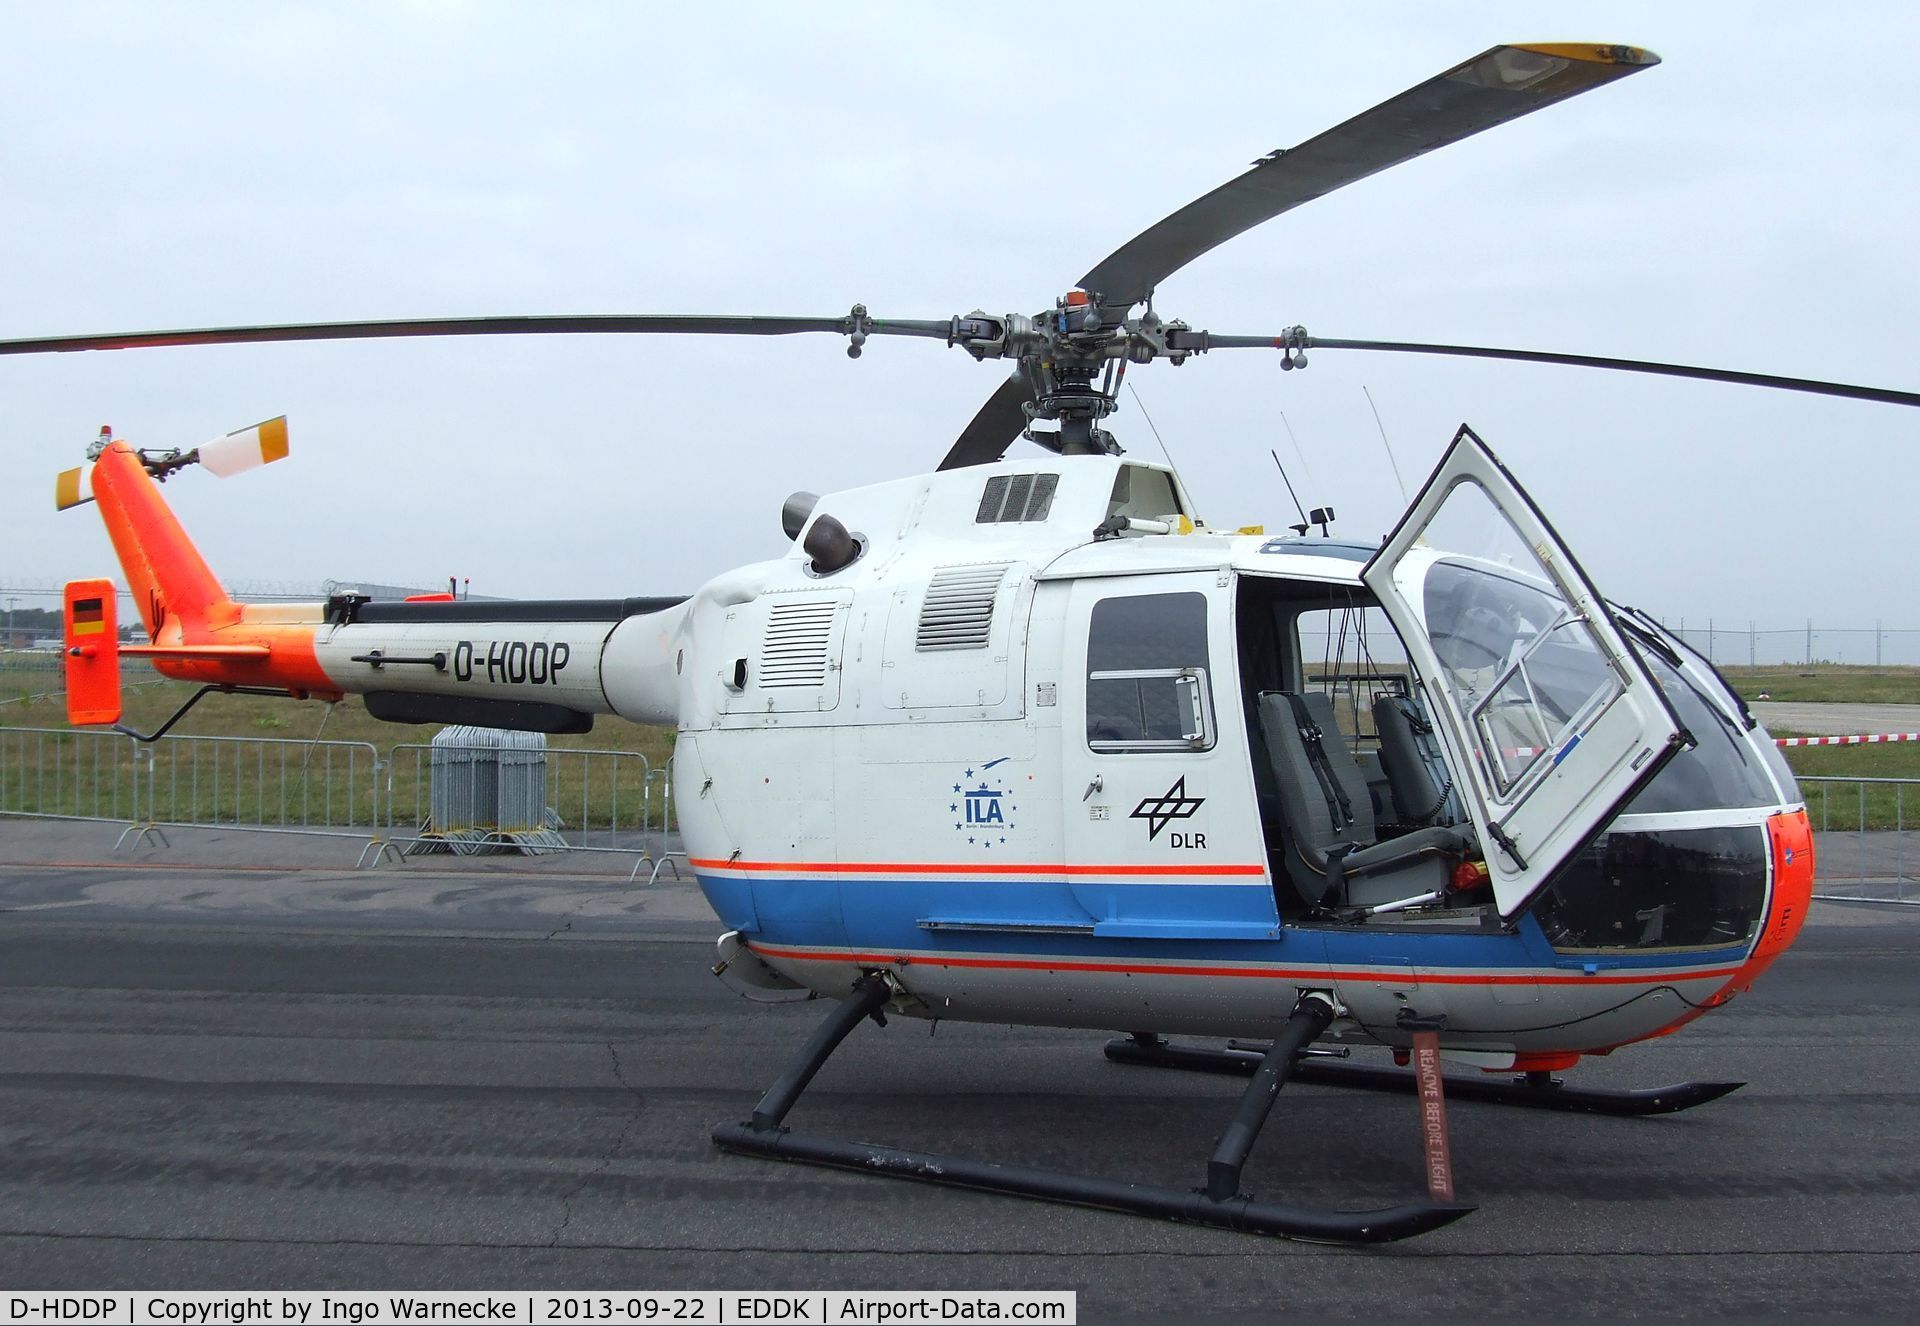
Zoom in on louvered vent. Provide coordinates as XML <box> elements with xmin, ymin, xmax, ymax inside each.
<box><xmin>758</xmin><ymin>599</ymin><xmax>837</xmax><ymax>687</ymax></box>
<box><xmin>916</xmin><ymin>563</ymin><xmax>1009</xmax><ymax>652</ymax></box>
<box><xmin>975</xmin><ymin>472</ymin><xmax>1059</xmax><ymax>524</ymax></box>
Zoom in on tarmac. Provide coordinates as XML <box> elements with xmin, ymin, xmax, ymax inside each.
<box><xmin>1750</xmin><ymin>701</ymin><xmax>1920</xmax><ymax>736</ymax></box>
<box><xmin>0</xmin><ymin>817</ymin><xmax>1916</xmax><ymax>1321</ymax></box>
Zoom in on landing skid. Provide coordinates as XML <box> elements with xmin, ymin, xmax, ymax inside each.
<box><xmin>1104</xmin><ymin>1036</ymin><xmax>1744</xmax><ymax>1117</ymax></box>
<box><xmin>712</xmin><ymin>976</ymin><xmax>1474</xmax><ymax>1245</ymax></box>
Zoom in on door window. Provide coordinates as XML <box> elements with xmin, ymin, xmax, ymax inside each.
<box><xmin>1416</xmin><ymin>480</ymin><xmax>1621</xmax><ymax>803</ymax></box>
<box><xmin>1085</xmin><ymin>591</ymin><xmax>1214</xmax><ymax>752</ymax></box>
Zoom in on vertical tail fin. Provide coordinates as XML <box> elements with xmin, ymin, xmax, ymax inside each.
<box><xmin>63</xmin><ymin>578</ymin><xmax>122</xmax><ymax>726</ymax></box>
<box><xmin>89</xmin><ymin>439</ymin><xmax>238</xmax><ymax>643</ymax></box>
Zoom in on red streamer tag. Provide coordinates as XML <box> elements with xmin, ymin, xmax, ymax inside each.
<box><xmin>1412</xmin><ymin>1030</ymin><xmax>1455</xmax><ymax>1201</ymax></box>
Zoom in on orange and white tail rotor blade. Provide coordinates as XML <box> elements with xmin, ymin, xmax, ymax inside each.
<box><xmin>196</xmin><ymin>415</ymin><xmax>289</xmax><ymax>478</ymax></box>
<box><xmin>54</xmin><ymin>465</ymin><xmax>95</xmax><ymax>511</ymax></box>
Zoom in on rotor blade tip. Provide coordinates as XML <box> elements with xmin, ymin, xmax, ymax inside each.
<box><xmin>1515</xmin><ymin>42</ymin><xmax>1660</xmax><ymax>68</ymax></box>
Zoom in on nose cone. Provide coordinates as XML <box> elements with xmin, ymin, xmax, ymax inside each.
<box><xmin>1707</xmin><ymin>808</ymin><xmax>1817</xmax><ymax>1009</ymax></box>
<box><xmin>1753</xmin><ymin>809</ymin><xmax>1817</xmax><ymax>969</ymax></box>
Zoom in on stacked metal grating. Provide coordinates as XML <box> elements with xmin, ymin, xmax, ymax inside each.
<box><xmin>408</xmin><ymin>725</ymin><xmax>569</xmax><ymax>855</ymax></box>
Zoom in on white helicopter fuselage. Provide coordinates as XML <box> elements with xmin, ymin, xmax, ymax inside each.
<box><xmin>69</xmin><ymin>422</ymin><xmax>1812</xmax><ymax>1082</ymax></box>
<box><xmin>605</xmin><ymin>451</ymin><xmax>1811</xmax><ymax>1072</ymax></box>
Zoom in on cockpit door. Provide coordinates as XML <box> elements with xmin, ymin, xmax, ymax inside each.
<box><xmin>1362</xmin><ymin>426</ymin><xmax>1685</xmax><ymax>917</ymax></box>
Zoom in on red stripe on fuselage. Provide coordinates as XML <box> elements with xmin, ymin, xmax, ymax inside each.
<box><xmin>690</xmin><ymin>857</ymin><xmax>1267</xmax><ymax>877</ymax></box>
<box><xmin>745</xmin><ymin>942</ymin><xmax>1744</xmax><ymax>987</ymax></box>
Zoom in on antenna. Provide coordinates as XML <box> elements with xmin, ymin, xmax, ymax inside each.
<box><xmin>1125</xmin><ymin>381</ymin><xmax>1178</xmax><ymax>471</ymax></box>
<box><xmin>1277</xmin><ymin>410</ymin><xmax>1315</xmax><ymax>487</ymax></box>
<box><xmin>1269</xmin><ymin>449</ymin><xmax>1311</xmax><ymax>536</ymax></box>
<box><xmin>1362</xmin><ymin>385</ymin><xmax>1409</xmax><ymax>503</ymax></box>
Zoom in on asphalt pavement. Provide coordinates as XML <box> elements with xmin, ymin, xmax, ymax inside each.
<box><xmin>1</xmin><ymin>819</ymin><xmax>1917</xmax><ymax>1321</ymax></box>
<box><xmin>1750</xmin><ymin>702</ymin><xmax>1920</xmax><ymax>736</ymax></box>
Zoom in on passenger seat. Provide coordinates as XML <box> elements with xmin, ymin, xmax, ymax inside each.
<box><xmin>1372</xmin><ymin>694</ymin><xmax>1461</xmax><ymax>829</ymax></box>
<box><xmin>1256</xmin><ymin>691</ymin><xmax>1468</xmax><ymax>911</ymax></box>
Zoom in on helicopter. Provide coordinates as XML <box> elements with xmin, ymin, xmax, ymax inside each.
<box><xmin>10</xmin><ymin>41</ymin><xmax>1905</xmax><ymax>1244</ymax></box>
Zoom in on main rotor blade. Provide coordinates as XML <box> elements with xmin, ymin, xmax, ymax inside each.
<box><xmin>937</xmin><ymin>370</ymin><xmax>1032</xmax><ymax>470</ymax></box>
<box><xmin>1078</xmin><ymin>43</ymin><xmax>1658</xmax><ymax>314</ymax></box>
<box><xmin>0</xmin><ymin>313</ymin><xmax>954</xmax><ymax>356</ymax></box>
<box><xmin>1180</xmin><ymin>331</ymin><xmax>1920</xmax><ymax>409</ymax></box>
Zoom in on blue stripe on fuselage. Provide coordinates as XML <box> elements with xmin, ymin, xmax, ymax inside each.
<box><xmin>696</xmin><ymin>872</ymin><xmax>1751</xmax><ymax>973</ymax></box>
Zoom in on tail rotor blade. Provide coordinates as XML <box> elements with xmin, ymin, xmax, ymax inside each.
<box><xmin>54</xmin><ymin>466</ymin><xmax>94</xmax><ymax>511</ymax></box>
<box><xmin>196</xmin><ymin>415</ymin><xmax>290</xmax><ymax>478</ymax></box>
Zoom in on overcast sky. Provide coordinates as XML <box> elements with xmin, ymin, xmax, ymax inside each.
<box><xmin>4</xmin><ymin>3</ymin><xmax>1916</xmax><ymax>630</ymax></box>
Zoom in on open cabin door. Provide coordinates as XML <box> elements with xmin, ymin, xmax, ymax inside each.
<box><xmin>1362</xmin><ymin>427</ymin><xmax>1685</xmax><ymax>917</ymax></box>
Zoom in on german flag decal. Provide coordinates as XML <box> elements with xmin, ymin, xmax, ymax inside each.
<box><xmin>70</xmin><ymin>597</ymin><xmax>106</xmax><ymax>636</ymax></box>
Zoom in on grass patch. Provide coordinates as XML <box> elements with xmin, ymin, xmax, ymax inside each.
<box><xmin>0</xmin><ymin>676</ymin><xmax>677</xmax><ymax>834</ymax></box>
<box><xmin>1779</xmin><ymin>737</ymin><xmax>1920</xmax><ymax>830</ymax></box>
<box><xmin>1719</xmin><ymin>664</ymin><xmax>1920</xmax><ymax>705</ymax></box>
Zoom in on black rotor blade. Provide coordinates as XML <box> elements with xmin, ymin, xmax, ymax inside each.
<box><xmin>1184</xmin><ymin>332</ymin><xmax>1920</xmax><ymax>410</ymax></box>
<box><xmin>0</xmin><ymin>313</ymin><xmax>955</xmax><ymax>356</ymax></box>
<box><xmin>937</xmin><ymin>370</ymin><xmax>1032</xmax><ymax>471</ymax></box>
<box><xmin>1078</xmin><ymin>43</ymin><xmax>1657</xmax><ymax>314</ymax></box>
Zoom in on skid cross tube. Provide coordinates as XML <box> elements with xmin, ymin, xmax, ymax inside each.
<box><xmin>714</xmin><ymin>985</ymin><xmax>1472</xmax><ymax>1244</ymax></box>
<box><xmin>1105</xmin><ymin>1038</ymin><xmax>1743</xmax><ymax>1117</ymax></box>
<box><xmin>749</xmin><ymin>973</ymin><xmax>890</xmax><ymax>1132</ymax></box>
<box><xmin>1205</xmin><ymin>993</ymin><xmax>1335</xmax><ymax>1201</ymax></box>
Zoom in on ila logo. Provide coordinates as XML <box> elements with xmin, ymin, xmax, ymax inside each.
<box><xmin>949</xmin><ymin>757</ymin><xmax>1018</xmax><ymax>851</ymax></box>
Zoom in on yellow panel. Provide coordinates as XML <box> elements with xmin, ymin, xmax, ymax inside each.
<box><xmin>1513</xmin><ymin>43</ymin><xmax>1659</xmax><ymax>67</ymax></box>
<box><xmin>54</xmin><ymin>467</ymin><xmax>88</xmax><ymax>510</ymax></box>
<box><xmin>256</xmin><ymin>415</ymin><xmax>290</xmax><ymax>464</ymax></box>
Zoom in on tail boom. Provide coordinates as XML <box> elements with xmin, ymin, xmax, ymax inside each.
<box><xmin>69</xmin><ymin>436</ymin><xmax>688</xmax><ymax>733</ymax></box>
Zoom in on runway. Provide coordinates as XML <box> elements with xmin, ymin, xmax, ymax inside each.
<box><xmin>1</xmin><ymin>822</ymin><xmax>1916</xmax><ymax>1320</ymax></box>
<box><xmin>1751</xmin><ymin>701</ymin><xmax>1920</xmax><ymax>736</ymax></box>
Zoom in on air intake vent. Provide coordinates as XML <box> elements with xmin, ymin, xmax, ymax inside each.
<box><xmin>916</xmin><ymin>563</ymin><xmax>1009</xmax><ymax>652</ymax></box>
<box><xmin>759</xmin><ymin>599</ymin><xmax>837</xmax><ymax>687</ymax></box>
<box><xmin>975</xmin><ymin>472</ymin><xmax>1059</xmax><ymax>524</ymax></box>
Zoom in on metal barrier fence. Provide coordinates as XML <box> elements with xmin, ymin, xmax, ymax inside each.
<box><xmin>385</xmin><ymin>741</ymin><xmax>668</xmax><ymax>855</ymax></box>
<box><xmin>1802</xmin><ymin>776</ymin><xmax>1917</xmax><ymax>904</ymax></box>
<box><xmin>0</xmin><ymin>727</ymin><xmax>676</xmax><ymax>861</ymax></box>
<box><xmin>0</xmin><ymin>651</ymin><xmax>160</xmax><ymax>706</ymax></box>
<box><xmin>0</xmin><ymin>726</ymin><xmax>383</xmax><ymax>832</ymax></box>
<box><xmin>6</xmin><ymin>728</ymin><xmax>1893</xmax><ymax>902</ymax></box>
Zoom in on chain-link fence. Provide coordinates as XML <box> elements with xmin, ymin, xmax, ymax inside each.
<box><xmin>1657</xmin><ymin>623</ymin><xmax>1920</xmax><ymax>668</ymax></box>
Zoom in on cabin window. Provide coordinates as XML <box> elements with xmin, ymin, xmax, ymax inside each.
<box><xmin>1107</xmin><ymin>465</ymin><xmax>1184</xmax><ymax>523</ymax></box>
<box><xmin>1291</xmin><ymin>601</ymin><xmax>1410</xmax><ymax>742</ymax></box>
<box><xmin>1086</xmin><ymin>591</ymin><xmax>1214</xmax><ymax>751</ymax></box>
<box><xmin>976</xmin><ymin>472</ymin><xmax>1059</xmax><ymax>523</ymax></box>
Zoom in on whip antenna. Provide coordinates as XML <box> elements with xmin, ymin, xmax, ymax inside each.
<box><xmin>1277</xmin><ymin>410</ymin><xmax>1315</xmax><ymax>487</ymax></box>
<box><xmin>1270</xmin><ymin>450</ymin><xmax>1311</xmax><ymax>535</ymax></box>
<box><xmin>1126</xmin><ymin>381</ymin><xmax>1179</xmax><ymax>471</ymax></box>
<box><xmin>1363</xmin><ymin>385</ymin><xmax>1409</xmax><ymax>502</ymax></box>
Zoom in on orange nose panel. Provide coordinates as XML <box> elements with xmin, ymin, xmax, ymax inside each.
<box><xmin>1754</xmin><ymin>809</ymin><xmax>1816</xmax><ymax>967</ymax></box>
<box><xmin>1708</xmin><ymin>808</ymin><xmax>1816</xmax><ymax>1005</ymax></box>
